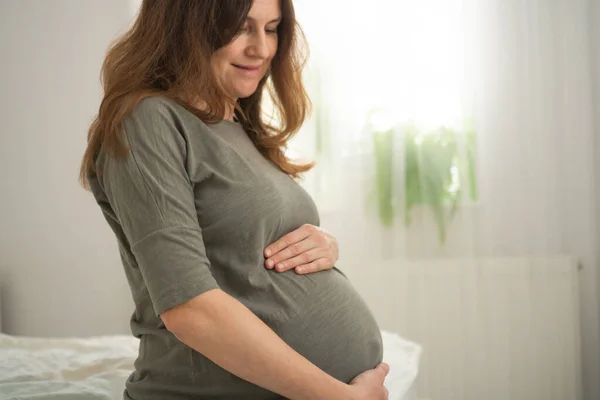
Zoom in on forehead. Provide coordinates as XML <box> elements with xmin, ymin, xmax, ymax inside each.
<box><xmin>247</xmin><ymin>0</ymin><xmax>281</xmax><ymax>22</ymax></box>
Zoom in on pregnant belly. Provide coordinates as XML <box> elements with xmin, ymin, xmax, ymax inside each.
<box><xmin>271</xmin><ymin>268</ymin><xmax>384</xmax><ymax>383</ymax></box>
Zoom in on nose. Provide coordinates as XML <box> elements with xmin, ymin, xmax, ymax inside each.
<box><xmin>247</xmin><ymin>31</ymin><xmax>270</xmax><ymax>60</ymax></box>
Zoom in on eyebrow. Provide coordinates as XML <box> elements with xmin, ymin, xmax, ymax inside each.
<box><xmin>246</xmin><ymin>16</ymin><xmax>282</xmax><ymax>24</ymax></box>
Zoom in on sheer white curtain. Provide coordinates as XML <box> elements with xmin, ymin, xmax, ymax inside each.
<box><xmin>292</xmin><ymin>0</ymin><xmax>599</xmax><ymax>399</ymax></box>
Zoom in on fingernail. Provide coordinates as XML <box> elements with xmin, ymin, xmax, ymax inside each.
<box><xmin>266</xmin><ymin>260</ymin><xmax>274</xmax><ymax>268</ymax></box>
<box><xmin>265</xmin><ymin>249</ymin><xmax>271</xmax><ymax>256</ymax></box>
<box><xmin>277</xmin><ymin>263</ymin><xmax>284</xmax><ymax>271</ymax></box>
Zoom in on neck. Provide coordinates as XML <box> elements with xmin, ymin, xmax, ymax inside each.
<box><xmin>187</xmin><ymin>95</ymin><xmax>237</xmax><ymax>122</ymax></box>
<box><xmin>224</xmin><ymin>104</ymin><xmax>235</xmax><ymax>121</ymax></box>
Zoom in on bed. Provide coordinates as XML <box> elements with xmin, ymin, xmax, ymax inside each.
<box><xmin>0</xmin><ymin>330</ymin><xmax>421</xmax><ymax>400</ymax></box>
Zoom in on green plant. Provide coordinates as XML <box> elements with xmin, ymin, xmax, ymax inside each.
<box><xmin>373</xmin><ymin>128</ymin><xmax>395</xmax><ymax>227</ymax></box>
<box><xmin>308</xmin><ymin>67</ymin><xmax>331</xmax><ymax>159</ymax></box>
<box><xmin>371</xmin><ymin>116</ymin><xmax>478</xmax><ymax>244</ymax></box>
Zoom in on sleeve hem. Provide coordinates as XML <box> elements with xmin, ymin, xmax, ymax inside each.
<box><xmin>131</xmin><ymin>225</ymin><xmax>204</xmax><ymax>250</ymax></box>
<box><xmin>131</xmin><ymin>225</ymin><xmax>220</xmax><ymax>317</ymax></box>
<box><xmin>154</xmin><ymin>284</ymin><xmax>220</xmax><ymax>317</ymax></box>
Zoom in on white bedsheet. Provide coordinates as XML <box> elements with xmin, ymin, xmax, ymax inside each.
<box><xmin>0</xmin><ymin>330</ymin><xmax>420</xmax><ymax>400</ymax></box>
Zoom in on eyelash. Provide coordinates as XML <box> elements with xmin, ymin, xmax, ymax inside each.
<box><xmin>240</xmin><ymin>26</ymin><xmax>278</xmax><ymax>35</ymax></box>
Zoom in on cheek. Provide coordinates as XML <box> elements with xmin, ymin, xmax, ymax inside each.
<box><xmin>210</xmin><ymin>57</ymin><xmax>225</xmax><ymax>80</ymax></box>
<box><xmin>217</xmin><ymin>62</ymin><xmax>236</xmax><ymax>87</ymax></box>
<box><xmin>269</xmin><ymin>39</ymin><xmax>278</xmax><ymax>59</ymax></box>
<box><xmin>212</xmin><ymin>46</ymin><xmax>236</xmax><ymax>73</ymax></box>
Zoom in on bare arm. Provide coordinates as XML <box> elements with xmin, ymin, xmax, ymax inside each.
<box><xmin>161</xmin><ymin>288</ymin><xmax>352</xmax><ymax>400</ymax></box>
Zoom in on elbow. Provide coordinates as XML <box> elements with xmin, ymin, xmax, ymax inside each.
<box><xmin>161</xmin><ymin>305</ymin><xmax>189</xmax><ymax>336</ymax></box>
<box><xmin>160</xmin><ymin>288</ymin><xmax>221</xmax><ymax>336</ymax></box>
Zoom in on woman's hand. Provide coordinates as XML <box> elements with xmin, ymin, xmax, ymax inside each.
<box><xmin>264</xmin><ymin>224</ymin><xmax>339</xmax><ymax>275</ymax></box>
<box><xmin>346</xmin><ymin>363</ymin><xmax>390</xmax><ymax>400</ymax></box>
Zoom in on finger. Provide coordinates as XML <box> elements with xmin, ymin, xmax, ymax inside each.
<box><xmin>378</xmin><ymin>362</ymin><xmax>390</xmax><ymax>376</ymax></box>
<box><xmin>294</xmin><ymin>258</ymin><xmax>331</xmax><ymax>274</ymax></box>
<box><xmin>266</xmin><ymin>237</ymin><xmax>321</xmax><ymax>270</ymax></box>
<box><xmin>272</xmin><ymin>248</ymin><xmax>327</xmax><ymax>272</ymax></box>
<box><xmin>264</xmin><ymin>225</ymin><xmax>313</xmax><ymax>258</ymax></box>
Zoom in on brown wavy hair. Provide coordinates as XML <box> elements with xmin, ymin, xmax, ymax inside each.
<box><xmin>79</xmin><ymin>0</ymin><xmax>314</xmax><ymax>189</ymax></box>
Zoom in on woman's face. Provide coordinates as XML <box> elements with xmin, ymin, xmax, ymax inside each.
<box><xmin>212</xmin><ymin>0</ymin><xmax>281</xmax><ymax>102</ymax></box>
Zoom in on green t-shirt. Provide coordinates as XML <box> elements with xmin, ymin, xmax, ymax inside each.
<box><xmin>89</xmin><ymin>96</ymin><xmax>383</xmax><ymax>399</ymax></box>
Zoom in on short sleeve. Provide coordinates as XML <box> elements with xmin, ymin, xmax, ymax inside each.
<box><xmin>99</xmin><ymin>97</ymin><xmax>219</xmax><ymax>316</ymax></box>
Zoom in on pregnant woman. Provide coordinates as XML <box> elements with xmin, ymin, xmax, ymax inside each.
<box><xmin>79</xmin><ymin>0</ymin><xmax>388</xmax><ymax>399</ymax></box>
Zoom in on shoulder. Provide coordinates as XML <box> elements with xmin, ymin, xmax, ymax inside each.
<box><xmin>124</xmin><ymin>95</ymin><xmax>214</xmax><ymax>136</ymax></box>
<box><xmin>122</xmin><ymin>95</ymin><xmax>222</xmax><ymax>158</ymax></box>
<box><xmin>127</xmin><ymin>96</ymin><xmax>187</xmax><ymax>125</ymax></box>
<box><xmin>122</xmin><ymin>96</ymin><xmax>191</xmax><ymax>146</ymax></box>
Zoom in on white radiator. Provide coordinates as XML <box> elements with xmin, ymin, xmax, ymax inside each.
<box><xmin>345</xmin><ymin>256</ymin><xmax>582</xmax><ymax>400</ymax></box>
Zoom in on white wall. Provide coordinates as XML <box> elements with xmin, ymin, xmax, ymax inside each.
<box><xmin>589</xmin><ymin>1</ymin><xmax>600</xmax><ymax>397</ymax></box>
<box><xmin>592</xmin><ymin>0</ymin><xmax>600</xmax><ymax>335</ymax></box>
<box><xmin>0</xmin><ymin>0</ymin><xmax>135</xmax><ymax>337</ymax></box>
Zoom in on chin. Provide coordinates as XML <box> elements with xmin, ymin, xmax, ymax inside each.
<box><xmin>234</xmin><ymin>84</ymin><xmax>261</xmax><ymax>99</ymax></box>
<box><xmin>237</xmin><ymin>91</ymin><xmax>258</xmax><ymax>99</ymax></box>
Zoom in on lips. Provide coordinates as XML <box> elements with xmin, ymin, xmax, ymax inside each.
<box><xmin>233</xmin><ymin>64</ymin><xmax>261</xmax><ymax>71</ymax></box>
